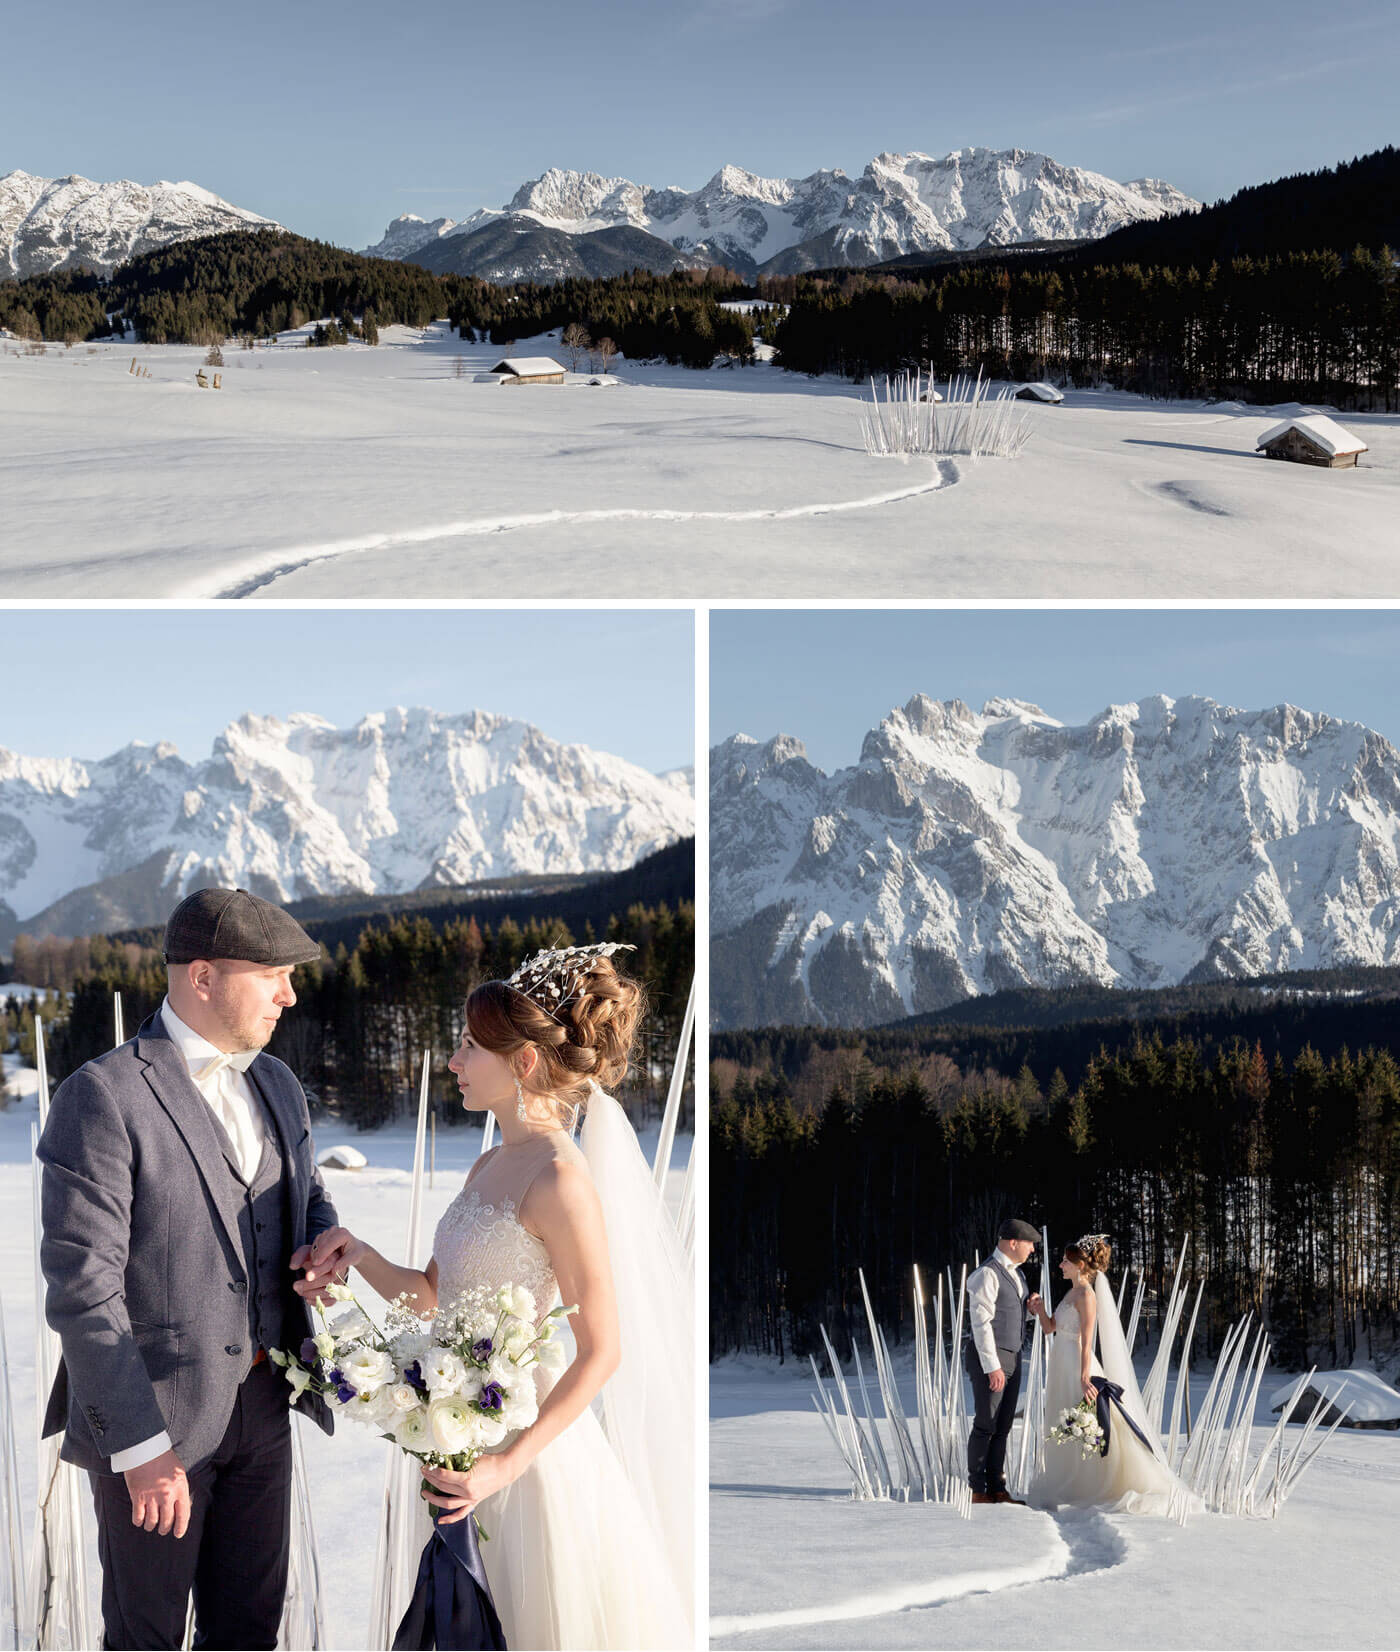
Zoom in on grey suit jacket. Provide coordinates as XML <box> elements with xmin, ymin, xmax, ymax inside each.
<box><xmin>37</xmin><ymin>1012</ymin><xmax>338</xmax><ymax>1472</ymax></box>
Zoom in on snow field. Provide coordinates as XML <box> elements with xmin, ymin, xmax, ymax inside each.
<box><xmin>710</xmin><ymin>1357</ymin><xmax>1400</xmax><ymax>1650</ymax></box>
<box><xmin>0</xmin><ymin>1073</ymin><xmax>690</xmax><ymax>1650</ymax></box>
<box><xmin>3</xmin><ymin>325</ymin><xmax>1398</xmax><ymax>596</ymax></box>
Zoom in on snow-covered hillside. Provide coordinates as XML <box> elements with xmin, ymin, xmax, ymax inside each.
<box><xmin>711</xmin><ymin>693</ymin><xmax>1400</xmax><ymax>1028</ymax></box>
<box><xmin>364</xmin><ymin>148</ymin><xmax>1198</xmax><ymax>276</ymax></box>
<box><xmin>0</xmin><ymin>171</ymin><xmax>278</xmax><ymax>278</ymax></box>
<box><xmin>0</xmin><ymin>707</ymin><xmax>693</xmax><ymax>939</ymax></box>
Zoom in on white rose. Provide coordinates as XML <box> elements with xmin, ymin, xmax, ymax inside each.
<box><xmin>424</xmin><ymin>1349</ymin><xmax>466</xmax><ymax>1396</ymax></box>
<box><xmin>341</xmin><ymin>1347</ymin><xmax>395</xmax><ymax>1394</ymax></box>
<box><xmin>475</xmin><ymin>1414</ymin><xmax>509</xmax><ymax>1449</ymax></box>
<box><xmin>389</xmin><ymin>1383</ymin><xmax>421</xmax><ymax>1412</ymax></box>
<box><xmin>428</xmin><ymin>1395</ymin><xmax>478</xmax><ymax>1455</ymax></box>
<box><xmin>393</xmin><ymin>1406</ymin><xmax>431</xmax><ymax>1450</ymax></box>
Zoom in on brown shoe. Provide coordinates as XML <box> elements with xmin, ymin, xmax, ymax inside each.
<box><xmin>993</xmin><ymin>1490</ymin><xmax>1027</xmax><ymax>1506</ymax></box>
<box><xmin>970</xmin><ymin>1490</ymin><xmax>997</xmax><ymax>1504</ymax></box>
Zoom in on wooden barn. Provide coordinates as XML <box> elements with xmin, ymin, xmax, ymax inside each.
<box><xmin>1013</xmin><ymin>381</ymin><xmax>1063</xmax><ymax>403</ymax></box>
<box><xmin>488</xmin><ymin>356</ymin><xmax>566</xmax><ymax>385</ymax></box>
<box><xmin>1256</xmin><ymin>415</ymin><xmax>1368</xmax><ymax>469</ymax></box>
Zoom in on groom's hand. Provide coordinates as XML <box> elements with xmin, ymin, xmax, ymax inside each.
<box><xmin>291</xmin><ymin>1229</ymin><xmax>358</xmax><ymax>1304</ymax></box>
<box><xmin>124</xmin><ymin>1448</ymin><xmax>190</xmax><ymax>1538</ymax></box>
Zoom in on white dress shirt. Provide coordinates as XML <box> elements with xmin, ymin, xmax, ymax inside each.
<box><xmin>110</xmin><ymin>999</ymin><xmax>267</xmax><ymax>1472</ymax></box>
<box><xmin>968</xmin><ymin>1244</ymin><xmax>1033</xmax><ymax>1375</ymax></box>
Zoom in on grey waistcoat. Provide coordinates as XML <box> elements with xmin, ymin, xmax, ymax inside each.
<box><xmin>218</xmin><ymin>1100</ymin><xmax>297</xmax><ymax>1362</ymax></box>
<box><xmin>974</xmin><ymin>1258</ymin><xmax>1028</xmax><ymax>1353</ymax></box>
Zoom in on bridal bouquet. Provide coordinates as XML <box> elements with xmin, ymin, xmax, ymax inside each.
<box><xmin>271</xmin><ymin>1280</ymin><xmax>576</xmax><ymax>1529</ymax></box>
<box><xmin>1048</xmin><ymin>1400</ymin><xmax>1106</xmax><ymax>1459</ymax></box>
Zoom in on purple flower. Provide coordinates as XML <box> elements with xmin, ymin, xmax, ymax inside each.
<box><xmin>300</xmin><ymin>1338</ymin><xmax>319</xmax><ymax>1365</ymax></box>
<box><xmin>471</xmin><ymin>1338</ymin><xmax>494</xmax><ymax>1361</ymax></box>
<box><xmin>477</xmin><ymin>1381</ymin><xmax>505</xmax><ymax>1412</ymax></box>
<box><xmin>404</xmin><ymin>1360</ymin><xmax>429</xmax><ymax>1394</ymax></box>
<box><xmin>336</xmin><ymin>1383</ymin><xmax>357</xmax><ymax>1403</ymax></box>
<box><xmin>327</xmin><ymin>1367</ymin><xmax>343</xmax><ymax>1386</ymax></box>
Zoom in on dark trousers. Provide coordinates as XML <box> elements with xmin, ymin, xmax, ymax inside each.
<box><xmin>965</xmin><ymin>1347</ymin><xmax>1023</xmax><ymax>1493</ymax></box>
<box><xmin>89</xmin><ymin>1358</ymin><xmax>292</xmax><ymax>1651</ymax></box>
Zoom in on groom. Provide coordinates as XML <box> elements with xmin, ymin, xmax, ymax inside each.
<box><xmin>38</xmin><ymin>888</ymin><xmax>339</xmax><ymax>1650</ymax></box>
<box><xmin>964</xmin><ymin>1217</ymin><xmax>1043</xmax><ymax>1507</ymax></box>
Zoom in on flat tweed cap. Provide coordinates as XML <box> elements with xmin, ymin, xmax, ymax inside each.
<box><xmin>164</xmin><ymin>887</ymin><xmax>321</xmax><ymax>967</ymax></box>
<box><xmin>998</xmin><ymin>1218</ymin><xmax>1041</xmax><ymax>1244</ymax></box>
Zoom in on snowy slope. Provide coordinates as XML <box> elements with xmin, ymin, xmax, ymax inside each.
<box><xmin>711</xmin><ymin>693</ymin><xmax>1400</xmax><ymax>1027</ymax></box>
<box><xmin>0</xmin><ymin>707</ymin><xmax>694</xmax><ymax>939</ymax></box>
<box><xmin>0</xmin><ymin>171</ymin><xmax>279</xmax><ymax>278</ymax></box>
<box><xmin>365</xmin><ymin>149</ymin><xmax>1198</xmax><ymax>276</ymax></box>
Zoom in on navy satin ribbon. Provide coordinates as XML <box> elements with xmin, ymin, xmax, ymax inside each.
<box><xmin>1089</xmin><ymin>1378</ymin><xmax>1155</xmax><ymax>1459</ymax></box>
<box><xmin>391</xmin><ymin>1514</ymin><xmax>507</xmax><ymax>1650</ymax></box>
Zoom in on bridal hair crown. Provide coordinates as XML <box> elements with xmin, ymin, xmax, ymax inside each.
<box><xmin>505</xmin><ymin>942</ymin><xmax>636</xmax><ymax>1023</ymax></box>
<box><xmin>1075</xmin><ymin>1232</ymin><xmax>1111</xmax><ymax>1255</ymax></box>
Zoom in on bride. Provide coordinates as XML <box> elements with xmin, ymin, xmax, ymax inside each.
<box><xmin>1029</xmin><ymin>1234</ymin><xmax>1193</xmax><ymax>1518</ymax></box>
<box><xmin>302</xmin><ymin>943</ymin><xmax>692</xmax><ymax>1649</ymax></box>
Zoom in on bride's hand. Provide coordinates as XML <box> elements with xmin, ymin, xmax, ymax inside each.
<box><xmin>290</xmin><ymin>1227</ymin><xmax>368</xmax><ymax>1303</ymax></box>
<box><xmin>1082</xmin><ymin>1375</ymin><xmax>1099</xmax><ymax>1404</ymax></box>
<box><xmin>420</xmin><ymin>1456</ymin><xmax>520</xmax><ymax>1525</ymax></box>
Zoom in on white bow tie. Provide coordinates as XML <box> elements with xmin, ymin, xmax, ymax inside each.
<box><xmin>193</xmin><ymin>1049</ymin><xmax>259</xmax><ymax>1081</ymax></box>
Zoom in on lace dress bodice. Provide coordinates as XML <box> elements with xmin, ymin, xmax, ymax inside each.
<box><xmin>1053</xmin><ymin>1296</ymin><xmax>1082</xmax><ymax>1334</ymax></box>
<box><xmin>432</xmin><ymin>1138</ymin><xmax>568</xmax><ymax>1313</ymax></box>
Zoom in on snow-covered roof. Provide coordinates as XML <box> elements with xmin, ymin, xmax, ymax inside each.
<box><xmin>490</xmin><ymin>356</ymin><xmax>565</xmax><ymax>376</ymax></box>
<box><xmin>1256</xmin><ymin>415</ymin><xmax>1367</xmax><ymax>457</ymax></box>
<box><xmin>1015</xmin><ymin>381</ymin><xmax>1063</xmax><ymax>402</ymax></box>
<box><xmin>1269</xmin><ymin>1368</ymin><xmax>1400</xmax><ymax>1423</ymax></box>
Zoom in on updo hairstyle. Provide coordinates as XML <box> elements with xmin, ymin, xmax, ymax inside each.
<box><xmin>1064</xmin><ymin>1236</ymin><xmax>1112</xmax><ymax>1283</ymax></box>
<box><xmin>465</xmin><ymin>954</ymin><xmax>647</xmax><ymax>1121</ymax></box>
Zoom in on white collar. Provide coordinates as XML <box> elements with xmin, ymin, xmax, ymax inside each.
<box><xmin>992</xmin><ymin>1245</ymin><xmax>1026</xmax><ymax>1281</ymax></box>
<box><xmin>160</xmin><ymin>996</ymin><xmax>256</xmax><ymax>1075</ymax></box>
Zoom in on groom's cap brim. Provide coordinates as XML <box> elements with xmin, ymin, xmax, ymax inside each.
<box><xmin>164</xmin><ymin>887</ymin><xmax>322</xmax><ymax>967</ymax></box>
<box><xmin>999</xmin><ymin>1218</ymin><xmax>1041</xmax><ymax>1243</ymax></box>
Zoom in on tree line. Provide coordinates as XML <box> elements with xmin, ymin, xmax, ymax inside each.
<box><xmin>766</xmin><ymin>247</ymin><xmax>1400</xmax><ymax>409</ymax></box>
<box><xmin>712</xmin><ymin>1033</ymin><xmax>1400</xmax><ymax>1372</ymax></box>
<box><xmin>13</xmin><ymin>902</ymin><xmax>693</xmax><ymax>1131</ymax></box>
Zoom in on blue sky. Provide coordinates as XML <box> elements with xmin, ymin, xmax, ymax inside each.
<box><xmin>3</xmin><ymin>609</ymin><xmax>693</xmax><ymax>773</ymax></box>
<box><xmin>5</xmin><ymin>0</ymin><xmax>1397</xmax><ymax>249</ymax></box>
<box><xmin>711</xmin><ymin>609</ymin><xmax>1400</xmax><ymax>772</ymax></box>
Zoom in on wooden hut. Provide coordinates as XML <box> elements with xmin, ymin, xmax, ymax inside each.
<box><xmin>488</xmin><ymin>356</ymin><xmax>566</xmax><ymax>385</ymax></box>
<box><xmin>1013</xmin><ymin>381</ymin><xmax>1063</xmax><ymax>403</ymax></box>
<box><xmin>1256</xmin><ymin>415</ymin><xmax>1367</xmax><ymax>469</ymax></box>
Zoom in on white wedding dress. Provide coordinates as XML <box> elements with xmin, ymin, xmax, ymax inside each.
<box><xmin>425</xmin><ymin>1116</ymin><xmax>691</xmax><ymax>1650</ymax></box>
<box><xmin>1031</xmin><ymin>1280</ymin><xmax>1190</xmax><ymax>1517</ymax></box>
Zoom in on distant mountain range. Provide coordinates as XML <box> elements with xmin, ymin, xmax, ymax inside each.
<box><xmin>0</xmin><ymin>171</ymin><xmax>279</xmax><ymax>278</ymax></box>
<box><xmin>0</xmin><ymin>708</ymin><xmax>692</xmax><ymax>947</ymax></box>
<box><xmin>711</xmin><ymin>694</ymin><xmax>1400</xmax><ymax>1030</ymax></box>
<box><xmin>365</xmin><ymin>148</ymin><xmax>1198</xmax><ymax>280</ymax></box>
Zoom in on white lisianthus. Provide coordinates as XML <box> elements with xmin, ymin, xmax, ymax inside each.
<box><xmin>346</xmin><ymin>1386</ymin><xmax>397</xmax><ymax>1428</ymax></box>
<box><xmin>267</xmin><ymin>1347</ymin><xmax>288</xmax><ymax>1367</ymax></box>
<box><xmin>428</xmin><ymin>1395</ymin><xmax>479</xmax><ymax>1455</ymax></box>
<box><xmin>313</xmin><ymin>1331</ymin><xmax>337</xmax><ymax>1361</ymax></box>
<box><xmin>284</xmin><ymin>1363</ymin><xmax>312</xmax><ymax>1400</ymax></box>
<box><xmin>341</xmin><ymin>1347</ymin><xmax>395</xmax><ymax>1394</ymax></box>
<box><xmin>494</xmin><ymin>1286</ymin><xmax>515</xmax><ymax>1313</ymax></box>
<box><xmin>500</xmin><ymin>1316</ymin><xmax>534</xmax><ymax>1359</ymax></box>
<box><xmin>506</xmin><ymin>1286</ymin><xmax>536</xmax><ymax>1323</ymax></box>
<box><xmin>329</xmin><ymin>1305</ymin><xmax>372</xmax><ymax>1342</ymax></box>
<box><xmin>475</xmin><ymin>1414</ymin><xmax>509</xmax><ymax>1450</ymax></box>
<box><xmin>535</xmin><ymin>1336</ymin><xmax>568</xmax><ymax>1374</ymax></box>
<box><xmin>393</xmin><ymin>1407</ymin><xmax>431</xmax><ymax>1450</ymax></box>
<box><xmin>391</xmin><ymin>1329</ymin><xmax>434</xmax><ymax>1368</ymax></box>
<box><xmin>389</xmin><ymin>1383</ymin><xmax>421</xmax><ymax>1412</ymax></box>
<box><xmin>424</xmin><ymin>1349</ymin><xmax>467</xmax><ymax>1396</ymax></box>
<box><xmin>326</xmin><ymin>1282</ymin><xmax>356</xmax><ymax>1302</ymax></box>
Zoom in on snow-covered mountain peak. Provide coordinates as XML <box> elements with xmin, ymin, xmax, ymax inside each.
<box><xmin>0</xmin><ymin>708</ymin><xmax>693</xmax><ymax>940</ymax></box>
<box><xmin>366</xmin><ymin>145</ymin><xmax>1198</xmax><ymax>278</ymax></box>
<box><xmin>711</xmin><ymin>693</ymin><xmax>1400</xmax><ymax>1029</ymax></box>
<box><xmin>0</xmin><ymin>169</ymin><xmax>279</xmax><ymax>278</ymax></box>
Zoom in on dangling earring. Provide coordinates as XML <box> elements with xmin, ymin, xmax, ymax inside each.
<box><xmin>515</xmin><ymin>1076</ymin><xmax>528</xmax><ymax>1123</ymax></box>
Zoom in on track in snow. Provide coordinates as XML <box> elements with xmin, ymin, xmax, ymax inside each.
<box><xmin>709</xmin><ymin>1504</ymin><xmax>1126</xmax><ymax>1643</ymax></box>
<box><xmin>201</xmin><ymin>461</ymin><xmax>957</xmax><ymax>597</ymax></box>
